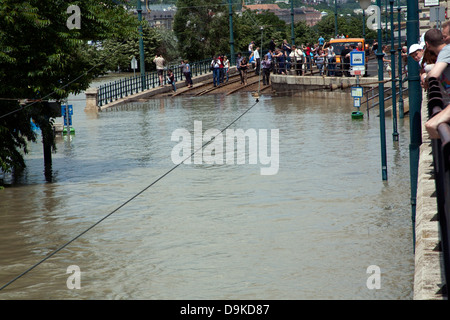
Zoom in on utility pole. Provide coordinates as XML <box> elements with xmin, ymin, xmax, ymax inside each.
<box><xmin>291</xmin><ymin>0</ymin><xmax>295</xmax><ymax>45</ymax></box>
<box><xmin>390</xmin><ymin>0</ymin><xmax>398</xmax><ymax>141</ymax></box>
<box><xmin>397</xmin><ymin>0</ymin><xmax>404</xmax><ymax>119</ymax></box>
<box><xmin>334</xmin><ymin>0</ymin><xmax>338</xmax><ymax>38</ymax></box>
<box><xmin>406</xmin><ymin>0</ymin><xmax>421</xmax><ymax>250</ymax></box>
<box><xmin>229</xmin><ymin>0</ymin><xmax>235</xmax><ymax>65</ymax></box>
<box><xmin>137</xmin><ymin>0</ymin><xmax>146</xmax><ymax>90</ymax></box>
<box><xmin>376</xmin><ymin>0</ymin><xmax>388</xmax><ymax>181</ymax></box>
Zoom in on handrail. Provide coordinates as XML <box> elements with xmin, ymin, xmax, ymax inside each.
<box><xmin>97</xmin><ymin>57</ymin><xmax>216</xmax><ymax>107</ymax></box>
<box><xmin>426</xmin><ymin>76</ymin><xmax>450</xmax><ymax>292</ymax></box>
<box><xmin>365</xmin><ymin>85</ymin><xmax>408</xmax><ymax>111</ymax></box>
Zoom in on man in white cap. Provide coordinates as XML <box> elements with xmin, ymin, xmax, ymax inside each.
<box><xmin>409</xmin><ymin>43</ymin><xmax>424</xmax><ymax>63</ymax></box>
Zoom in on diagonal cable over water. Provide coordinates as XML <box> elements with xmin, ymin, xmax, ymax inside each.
<box><xmin>0</xmin><ymin>97</ymin><xmax>260</xmax><ymax>292</ymax></box>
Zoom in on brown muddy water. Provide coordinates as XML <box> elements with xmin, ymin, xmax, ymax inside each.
<box><xmin>0</xmin><ymin>79</ymin><xmax>414</xmax><ymax>299</ymax></box>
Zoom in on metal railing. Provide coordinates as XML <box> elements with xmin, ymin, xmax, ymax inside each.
<box><xmin>98</xmin><ymin>58</ymin><xmax>215</xmax><ymax>107</ymax></box>
<box><xmin>426</xmin><ymin>76</ymin><xmax>450</xmax><ymax>292</ymax></box>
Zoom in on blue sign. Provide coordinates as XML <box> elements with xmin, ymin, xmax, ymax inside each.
<box><xmin>61</xmin><ymin>105</ymin><xmax>73</xmax><ymax>116</ymax></box>
<box><xmin>64</xmin><ymin>116</ymin><xmax>72</xmax><ymax>126</ymax></box>
<box><xmin>350</xmin><ymin>51</ymin><xmax>365</xmax><ymax>66</ymax></box>
<box><xmin>351</xmin><ymin>86</ymin><xmax>364</xmax><ymax>98</ymax></box>
<box><xmin>353</xmin><ymin>97</ymin><xmax>361</xmax><ymax>108</ymax></box>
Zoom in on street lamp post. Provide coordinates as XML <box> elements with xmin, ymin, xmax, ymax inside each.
<box><xmin>390</xmin><ymin>0</ymin><xmax>398</xmax><ymax>141</ymax></box>
<box><xmin>358</xmin><ymin>0</ymin><xmax>371</xmax><ymax>40</ymax></box>
<box><xmin>334</xmin><ymin>0</ymin><xmax>338</xmax><ymax>38</ymax></box>
<box><xmin>291</xmin><ymin>0</ymin><xmax>295</xmax><ymax>45</ymax></box>
<box><xmin>363</xmin><ymin>9</ymin><xmax>366</xmax><ymax>41</ymax></box>
<box><xmin>137</xmin><ymin>0</ymin><xmax>146</xmax><ymax>90</ymax></box>
<box><xmin>358</xmin><ymin>0</ymin><xmax>387</xmax><ymax>180</ymax></box>
<box><xmin>228</xmin><ymin>0</ymin><xmax>235</xmax><ymax>65</ymax></box>
<box><xmin>406</xmin><ymin>0</ymin><xmax>421</xmax><ymax>250</ymax></box>
<box><xmin>397</xmin><ymin>0</ymin><xmax>404</xmax><ymax>119</ymax></box>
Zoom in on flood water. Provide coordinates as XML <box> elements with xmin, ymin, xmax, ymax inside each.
<box><xmin>0</xmin><ymin>79</ymin><xmax>414</xmax><ymax>300</ymax></box>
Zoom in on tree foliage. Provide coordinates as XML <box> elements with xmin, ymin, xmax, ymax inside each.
<box><xmin>233</xmin><ymin>9</ymin><xmax>288</xmax><ymax>54</ymax></box>
<box><xmin>0</xmin><ymin>0</ymin><xmax>139</xmax><ymax>174</ymax></box>
<box><xmin>173</xmin><ymin>0</ymin><xmax>229</xmax><ymax>61</ymax></box>
<box><xmin>315</xmin><ymin>14</ymin><xmax>377</xmax><ymax>43</ymax></box>
<box><xmin>89</xmin><ymin>24</ymin><xmax>178</xmax><ymax>72</ymax></box>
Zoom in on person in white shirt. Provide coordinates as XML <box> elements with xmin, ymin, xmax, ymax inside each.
<box><xmin>289</xmin><ymin>45</ymin><xmax>304</xmax><ymax>75</ymax></box>
<box><xmin>253</xmin><ymin>47</ymin><xmax>261</xmax><ymax>75</ymax></box>
<box><xmin>153</xmin><ymin>54</ymin><xmax>165</xmax><ymax>86</ymax></box>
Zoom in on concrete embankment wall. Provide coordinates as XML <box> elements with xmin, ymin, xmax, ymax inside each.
<box><xmin>413</xmin><ymin>90</ymin><xmax>447</xmax><ymax>300</ymax></box>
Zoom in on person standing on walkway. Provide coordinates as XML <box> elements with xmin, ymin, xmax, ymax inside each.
<box><xmin>304</xmin><ymin>43</ymin><xmax>312</xmax><ymax>73</ymax></box>
<box><xmin>261</xmin><ymin>54</ymin><xmax>271</xmax><ymax>85</ymax></box>
<box><xmin>290</xmin><ymin>45</ymin><xmax>304</xmax><ymax>75</ymax></box>
<box><xmin>269</xmin><ymin>39</ymin><xmax>276</xmax><ymax>52</ymax></box>
<box><xmin>240</xmin><ymin>57</ymin><xmax>249</xmax><ymax>85</ymax></box>
<box><xmin>381</xmin><ymin>45</ymin><xmax>391</xmax><ymax>78</ymax></box>
<box><xmin>318</xmin><ymin>36</ymin><xmax>325</xmax><ymax>46</ymax></box>
<box><xmin>153</xmin><ymin>54</ymin><xmax>165</xmax><ymax>87</ymax></box>
<box><xmin>253</xmin><ymin>46</ymin><xmax>261</xmax><ymax>75</ymax></box>
<box><xmin>340</xmin><ymin>44</ymin><xmax>351</xmax><ymax>77</ymax></box>
<box><xmin>265</xmin><ymin>50</ymin><xmax>274</xmax><ymax>73</ymax></box>
<box><xmin>181</xmin><ymin>60</ymin><xmax>193</xmax><ymax>88</ymax></box>
<box><xmin>325</xmin><ymin>43</ymin><xmax>336</xmax><ymax>76</ymax></box>
<box><xmin>273</xmin><ymin>48</ymin><xmax>286</xmax><ymax>75</ymax></box>
<box><xmin>223</xmin><ymin>56</ymin><xmax>230</xmax><ymax>82</ymax></box>
<box><xmin>315</xmin><ymin>48</ymin><xmax>326</xmax><ymax>76</ymax></box>
<box><xmin>248</xmin><ymin>41</ymin><xmax>255</xmax><ymax>56</ymax></box>
<box><xmin>236</xmin><ymin>52</ymin><xmax>244</xmax><ymax>84</ymax></box>
<box><xmin>282</xmin><ymin>40</ymin><xmax>292</xmax><ymax>70</ymax></box>
<box><xmin>211</xmin><ymin>56</ymin><xmax>221</xmax><ymax>87</ymax></box>
<box><xmin>219</xmin><ymin>54</ymin><xmax>225</xmax><ymax>84</ymax></box>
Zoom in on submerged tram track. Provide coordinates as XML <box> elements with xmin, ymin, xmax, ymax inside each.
<box><xmin>157</xmin><ymin>72</ymin><xmax>272</xmax><ymax>99</ymax></box>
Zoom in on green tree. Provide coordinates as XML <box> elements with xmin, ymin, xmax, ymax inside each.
<box><xmin>173</xmin><ymin>0</ymin><xmax>229</xmax><ymax>61</ymax></box>
<box><xmin>90</xmin><ymin>23</ymin><xmax>178</xmax><ymax>72</ymax></box>
<box><xmin>315</xmin><ymin>14</ymin><xmax>376</xmax><ymax>42</ymax></box>
<box><xmin>293</xmin><ymin>20</ymin><xmax>318</xmax><ymax>46</ymax></box>
<box><xmin>233</xmin><ymin>9</ymin><xmax>288</xmax><ymax>53</ymax></box>
<box><xmin>0</xmin><ymin>0</ymin><xmax>139</xmax><ymax>176</ymax></box>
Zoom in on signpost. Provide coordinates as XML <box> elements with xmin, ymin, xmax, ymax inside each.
<box><xmin>61</xmin><ymin>104</ymin><xmax>75</xmax><ymax>136</ymax></box>
<box><xmin>430</xmin><ymin>6</ymin><xmax>446</xmax><ymax>29</ymax></box>
<box><xmin>131</xmin><ymin>56</ymin><xmax>138</xmax><ymax>77</ymax></box>
<box><xmin>350</xmin><ymin>51</ymin><xmax>365</xmax><ymax>119</ymax></box>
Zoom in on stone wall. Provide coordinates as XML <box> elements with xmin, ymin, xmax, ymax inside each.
<box><xmin>413</xmin><ymin>90</ymin><xmax>447</xmax><ymax>300</ymax></box>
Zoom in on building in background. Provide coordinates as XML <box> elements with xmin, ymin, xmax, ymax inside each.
<box><xmin>242</xmin><ymin>3</ymin><xmax>322</xmax><ymax>26</ymax></box>
<box><xmin>418</xmin><ymin>0</ymin><xmax>448</xmax><ymax>36</ymax></box>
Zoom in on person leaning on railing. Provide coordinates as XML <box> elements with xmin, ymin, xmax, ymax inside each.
<box><xmin>425</xmin><ymin>76</ymin><xmax>449</xmax><ymax>139</ymax></box>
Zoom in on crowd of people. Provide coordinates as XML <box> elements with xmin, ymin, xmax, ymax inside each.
<box><xmin>228</xmin><ymin>37</ymin><xmax>375</xmax><ymax>83</ymax></box>
<box><xmin>414</xmin><ymin>21</ymin><xmax>450</xmax><ymax>139</ymax></box>
<box><xmin>154</xmin><ymin>36</ymin><xmax>390</xmax><ymax>92</ymax></box>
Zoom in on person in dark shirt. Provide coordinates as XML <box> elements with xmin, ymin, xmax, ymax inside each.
<box><xmin>340</xmin><ymin>45</ymin><xmax>352</xmax><ymax>77</ymax></box>
<box><xmin>269</xmin><ymin>39</ymin><xmax>276</xmax><ymax>52</ymax></box>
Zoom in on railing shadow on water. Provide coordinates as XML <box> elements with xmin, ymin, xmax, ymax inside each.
<box><xmin>426</xmin><ymin>76</ymin><xmax>450</xmax><ymax>295</ymax></box>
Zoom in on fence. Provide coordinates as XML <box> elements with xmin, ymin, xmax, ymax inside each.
<box><xmin>97</xmin><ymin>58</ymin><xmax>215</xmax><ymax>107</ymax></box>
<box><xmin>426</xmin><ymin>76</ymin><xmax>450</xmax><ymax>290</ymax></box>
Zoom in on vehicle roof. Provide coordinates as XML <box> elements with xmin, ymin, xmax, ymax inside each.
<box><xmin>329</xmin><ymin>38</ymin><xmax>364</xmax><ymax>43</ymax></box>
